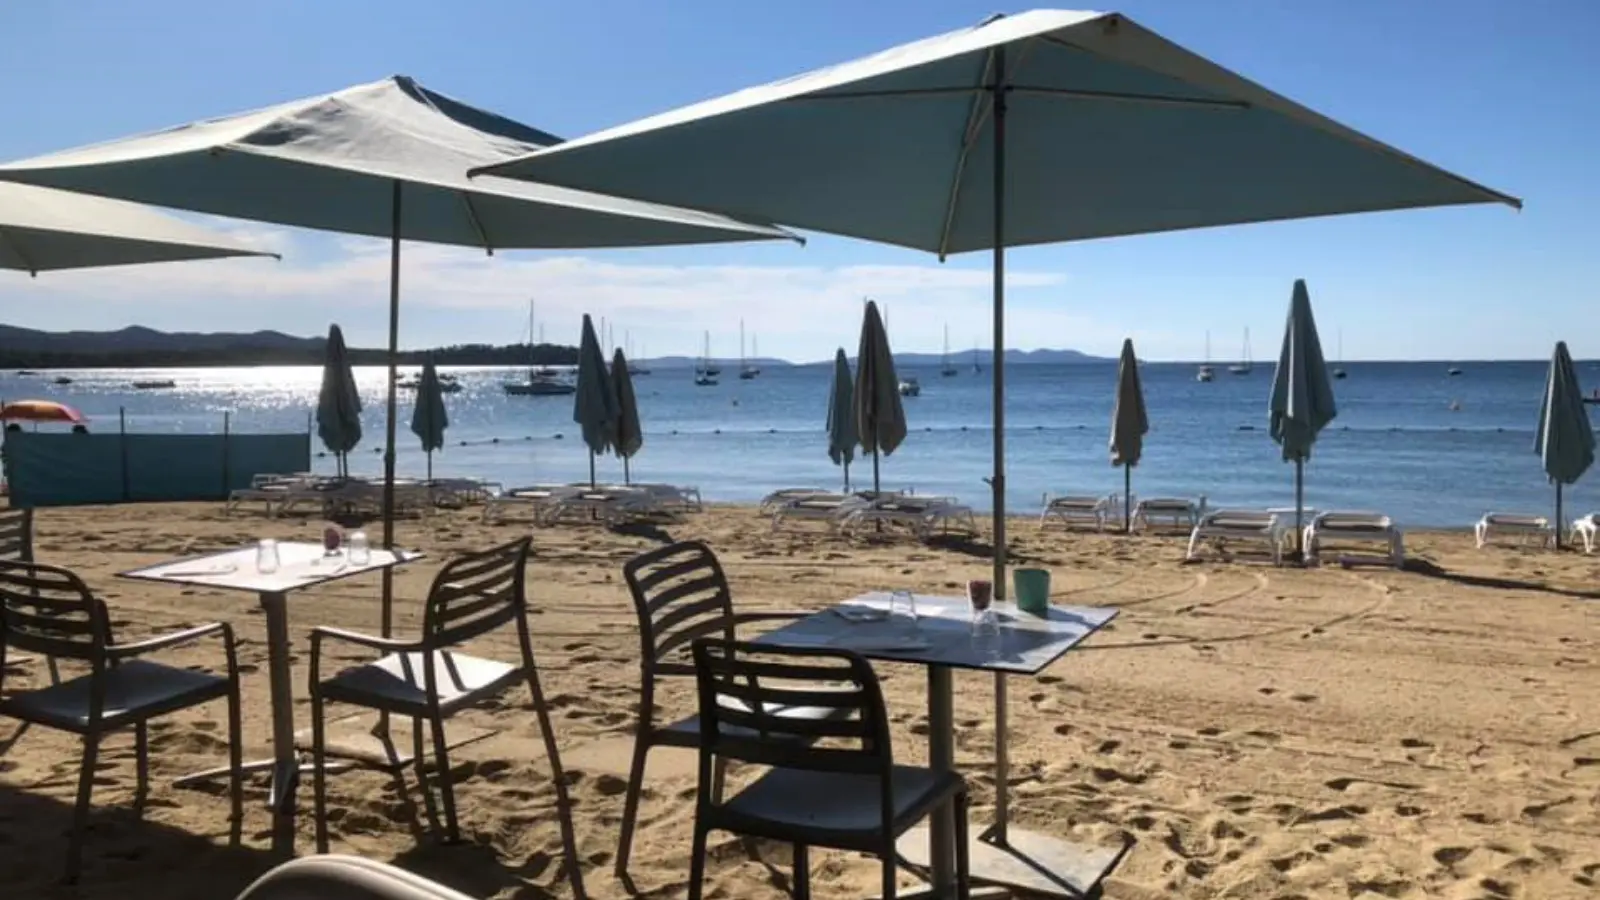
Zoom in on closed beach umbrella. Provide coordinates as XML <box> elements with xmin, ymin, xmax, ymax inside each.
<box><xmin>0</xmin><ymin>76</ymin><xmax>792</xmax><ymax>659</ymax></box>
<box><xmin>0</xmin><ymin>182</ymin><xmax>276</xmax><ymax>274</ymax></box>
<box><xmin>611</xmin><ymin>348</ymin><xmax>643</xmax><ymax>484</ymax></box>
<box><xmin>0</xmin><ymin>399</ymin><xmax>86</xmax><ymax>424</ymax></box>
<box><xmin>476</xmin><ymin>10</ymin><xmax>1518</xmax><ymax>615</ymax></box>
<box><xmin>409</xmin><ymin>358</ymin><xmax>449</xmax><ymax>481</ymax></box>
<box><xmin>573</xmin><ymin>314</ymin><xmax>619</xmax><ymax>486</ymax></box>
<box><xmin>1109</xmin><ymin>338</ymin><xmax>1148</xmax><ymax>533</ymax></box>
<box><xmin>1269</xmin><ymin>280</ymin><xmax>1338</xmax><ymax>558</ymax></box>
<box><xmin>1535</xmin><ymin>341</ymin><xmax>1594</xmax><ymax>548</ymax></box>
<box><xmin>826</xmin><ymin>348</ymin><xmax>858</xmax><ymax>491</ymax></box>
<box><xmin>854</xmin><ymin>300</ymin><xmax>906</xmax><ymax>495</ymax></box>
<box><xmin>316</xmin><ymin>324</ymin><xmax>363</xmax><ymax>478</ymax></box>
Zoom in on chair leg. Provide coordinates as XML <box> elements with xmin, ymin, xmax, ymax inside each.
<box><xmin>793</xmin><ymin>843</ymin><xmax>810</xmax><ymax>900</ymax></box>
<box><xmin>412</xmin><ymin>717</ymin><xmax>439</xmax><ymax>829</ymax></box>
<box><xmin>526</xmin><ymin>666</ymin><xmax>587</xmax><ymax>900</ymax></box>
<box><xmin>311</xmin><ymin>689</ymin><xmax>330</xmax><ymax>853</ymax></box>
<box><xmin>133</xmin><ymin>722</ymin><xmax>150</xmax><ymax>815</ymax></box>
<box><xmin>226</xmin><ymin>678</ymin><xmax>244</xmax><ymax>840</ymax></box>
<box><xmin>64</xmin><ymin>732</ymin><xmax>101</xmax><ymax>884</ymax></box>
<box><xmin>953</xmin><ymin>790</ymin><xmax>971</xmax><ymax>900</ymax></box>
<box><xmin>428</xmin><ymin>710</ymin><xmax>459</xmax><ymax>842</ymax></box>
<box><xmin>880</xmin><ymin>843</ymin><xmax>897</xmax><ymax>900</ymax></box>
<box><xmin>614</xmin><ymin>731</ymin><xmax>651</xmax><ymax>881</ymax></box>
<box><xmin>711</xmin><ymin>757</ymin><xmax>727</xmax><ymax>804</ymax></box>
<box><xmin>687</xmin><ymin>822</ymin><xmax>709</xmax><ymax>900</ymax></box>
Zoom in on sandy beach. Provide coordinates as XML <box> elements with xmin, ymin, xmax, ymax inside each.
<box><xmin>2</xmin><ymin>500</ymin><xmax>1597</xmax><ymax>899</ymax></box>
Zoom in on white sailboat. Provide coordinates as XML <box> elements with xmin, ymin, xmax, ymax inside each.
<box><xmin>1228</xmin><ymin>328</ymin><xmax>1253</xmax><ymax>375</ymax></box>
<box><xmin>504</xmin><ymin>300</ymin><xmax>574</xmax><ymax>396</ymax></box>
<box><xmin>738</xmin><ymin>319</ymin><xmax>760</xmax><ymax>379</ymax></box>
<box><xmin>941</xmin><ymin>324</ymin><xmax>958</xmax><ymax>376</ymax></box>
<box><xmin>1196</xmin><ymin>331</ymin><xmax>1214</xmax><ymax>382</ymax></box>
<box><xmin>695</xmin><ymin>331</ymin><xmax>718</xmax><ymax>386</ymax></box>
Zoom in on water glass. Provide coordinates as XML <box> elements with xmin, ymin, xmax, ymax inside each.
<box><xmin>348</xmin><ymin>530</ymin><xmax>371</xmax><ymax>566</ymax></box>
<box><xmin>889</xmin><ymin>589</ymin><xmax>918</xmax><ymax>628</ymax></box>
<box><xmin>256</xmin><ymin>538</ymin><xmax>280</xmax><ymax>574</ymax></box>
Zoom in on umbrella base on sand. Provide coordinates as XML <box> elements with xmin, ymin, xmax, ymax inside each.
<box><xmin>293</xmin><ymin>713</ymin><xmax>496</xmax><ymax>770</ymax></box>
<box><xmin>896</xmin><ymin>823</ymin><xmax>1131</xmax><ymax>899</ymax></box>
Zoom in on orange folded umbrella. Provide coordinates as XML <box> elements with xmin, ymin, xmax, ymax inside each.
<box><xmin>0</xmin><ymin>399</ymin><xmax>86</xmax><ymax>424</ymax></box>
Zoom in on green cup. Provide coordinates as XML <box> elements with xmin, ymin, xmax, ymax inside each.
<box><xmin>1013</xmin><ymin>568</ymin><xmax>1051</xmax><ymax>616</ymax></box>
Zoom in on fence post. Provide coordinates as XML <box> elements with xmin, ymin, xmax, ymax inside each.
<box><xmin>119</xmin><ymin>407</ymin><xmax>130</xmax><ymax>502</ymax></box>
<box><xmin>221</xmin><ymin>410</ymin><xmax>232</xmax><ymax>500</ymax></box>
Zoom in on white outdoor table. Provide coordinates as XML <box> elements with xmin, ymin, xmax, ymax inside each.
<box><xmin>119</xmin><ymin>541</ymin><xmax>421</xmax><ymax>855</ymax></box>
<box><xmin>758</xmin><ymin>593</ymin><xmax>1126</xmax><ymax>900</ymax></box>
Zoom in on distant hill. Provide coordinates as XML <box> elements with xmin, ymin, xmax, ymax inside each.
<box><xmin>640</xmin><ymin>355</ymin><xmax>792</xmax><ymax>370</ymax></box>
<box><xmin>0</xmin><ymin>324</ymin><xmax>578</xmax><ymax>368</ymax></box>
<box><xmin>810</xmin><ymin>348</ymin><xmax>1111</xmax><ymax>367</ymax></box>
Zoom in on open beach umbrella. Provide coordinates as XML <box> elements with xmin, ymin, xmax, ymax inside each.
<box><xmin>0</xmin><ymin>182</ymin><xmax>276</xmax><ymax>274</ymax></box>
<box><xmin>0</xmin><ymin>76</ymin><xmax>794</xmax><ymax>649</ymax></box>
<box><xmin>826</xmin><ymin>348</ymin><xmax>858</xmax><ymax>491</ymax></box>
<box><xmin>0</xmin><ymin>399</ymin><xmax>86</xmax><ymax>424</ymax></box>
<box><xmin>1109</xmin><ymin>338</ymin><xmax>1147</xmax><ymax>533</ymax></box>
<box><xmin>316</xmin><ymin>324</ymin><xmax>363</xmax><ymax>478</ymax></box>
<box><xmin>573</xmin><ymin>314</ymin><xmax>619</xmax><ymax>487</ymax></box>
<box><xmin>611</xmin><ymin>348</ymin><xmax>643</xmax><ymax>484</ymax></box>
<box><xmin>409</xmin><ymin>358</ymin><xmax>449</xmax><ymax>481</ymax></box>
<box><xmin>1269</xmin><ymin>280</ymin><xmax>1338</xmax><ymax>558</ymax></box>
<box><xmin>854</xmin><ymin>300</ymin><xmax>905</xmax><ymax>495</ymax></box>
<box><xmin>475</xmin><ymin>10</ymin><xmax>1518</xmax><ymax>607</ymax></box>
<box><xmin>1536</xmin><ymin>341</ymin><xmax>1594</xmax><ymax>548</ymax></box>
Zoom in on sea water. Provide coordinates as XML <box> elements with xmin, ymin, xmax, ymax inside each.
<box><xmin>4</xmin><ymin>360</ymin><xmax>1595</xmax><ymax>528</ymax></box>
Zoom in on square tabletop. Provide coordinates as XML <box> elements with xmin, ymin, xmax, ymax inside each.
<box><xmin>756</xmin><ymin>593</ymin><xmax>1118</xmax><ymax>675</ymax></box>
<box><xmin>118</xmin><ymin>541</ymin><xmax>422</xmax><ymax>595</ymax></box>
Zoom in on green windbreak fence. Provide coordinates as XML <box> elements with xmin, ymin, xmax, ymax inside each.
<box><xmin>3</xmin><ymin>431</ymin><xmax>310</xmax><ymax>507</ymax></box>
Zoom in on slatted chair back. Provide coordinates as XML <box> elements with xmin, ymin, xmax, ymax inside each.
<box><xmin>0</xmin><ymin>559</ymin><xmax>110</xmax><ymax>666</ymax></box>
<box><xmin>691</xmin><ymin>639</ymin><xmax>891</xmax><ymax>777</ymax></box>
<box><xmin>623</xmin><ymin>540</ymin><xmax>736</xmax><ymax>680</ymax></box>
<box><xmin>421</xmin><ymin>537</ymin><xmax>531</xmax><ymax>648</ymax></box>
<box><xmin>0</xmin><ymin>508</ymin><xmax>33</xmax><ymax>562</ymax></box>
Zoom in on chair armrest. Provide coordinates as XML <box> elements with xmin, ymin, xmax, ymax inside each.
<box><xmin>309</xmin><ymin>626</ymin><xmax>421</xmax><ymax>654</ymax></box>
<box><xmin>108</xmin><ymin>622</ymin><xmax>233</xmax><ymax>660</ymax></box>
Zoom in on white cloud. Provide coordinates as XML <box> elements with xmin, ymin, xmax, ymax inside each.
<box><xmin>1</xmin><ymin>225</ymin><xmax>1172</xmax><ymax>360</ymax></box>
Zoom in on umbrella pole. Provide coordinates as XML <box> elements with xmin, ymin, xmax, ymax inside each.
<box><xmin>872</xmin><ymin>446</ymin><xmax>880</xmax><ymax>495</ymax></box>
<box><xmin>843</xmin><ymin>459</ymin><xmax>850</xmax><ymax>493</ymax></box>
<box><xmin>589</xmin><ymin>451</ymin><xmax>596</xmax><ymax>489</ymax></box>
<box><xmin>380</xmin><ymin>180</ymin><xmax>402</xmax><ymax>640</ymax></box>
<box><xmin>1295</xmin><ymin>458</ymin><xmax>1305</xmax><ymax>562</ymax></box>
<box><xmin>1124</xmin><ymin>464</ymin><xmax>1132</xmax><ymax>534</ymax></box>
<box><xmin>988</xmin><ymin>46</ymin><xmax>1014</xmax><ymax>848</ymax></box>
<box><xmin>426</xmin><ymin>450</ymin><xmax>433</xmax><ymax>483</ymax></box>
<box><xmin>1556</xmin><ymin>482</ymin><xmax>1563</xmax><ymax>550</ymax></box>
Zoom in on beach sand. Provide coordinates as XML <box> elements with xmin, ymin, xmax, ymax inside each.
<box><xmin>2</xmin><ymin>501</ymin><xmax>1598</xmax><ymax>899</ymax></box>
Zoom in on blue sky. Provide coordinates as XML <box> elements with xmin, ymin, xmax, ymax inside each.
<box><xmin>0</xmin><ymin>0</ymin><xmax>1591</xmax><ymax>362</ymax></box>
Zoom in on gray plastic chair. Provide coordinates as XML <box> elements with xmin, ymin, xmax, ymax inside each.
<box><xmin>616</xmin><ymin>539</ymin><xmax>828</xmax><ymax>884</ymax></box>
<box><xmin>307</xmin><ymin>537</ymin><xmax>584</xmax><ymax>899</ymax></box>
<box><xmin>0</xmin><ymin>558</ymin><xmax>243</xmax><ymax>883</ymax></box>
<box><xmin>688</xmin><ymin>638</ymin><xmax>971</xmax><ymax>900</ymax></box>
<box><xmin>235</xmin><ymin>855</ymin><xmax>474</xmax><ymax>900</ymax></box>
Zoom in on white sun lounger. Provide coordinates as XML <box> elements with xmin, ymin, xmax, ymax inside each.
<box><xmin>1186</xmin><ymin>509</ymin><xmax>1289</xmax><ymax>565</ymax></box>
<box><xmin>1039</xmin><ymin>494</ymin><xmax>1116</xmax><ymax>531</ymax></box>
<box><xmin>761</xmin><ymin>487</ymin><xmax>833</xmax><ymax>514</ymax></box>
<box><xmin>542</xmin><ymin>485</ymin><xmax>669</xmax><ymax>526</ymax></box>
<box><xmin>770</xmin><ymin>492</ymin><xmax>875</xmax><ymax>530</ymax></box>
<box><xmin>482</xmin><ymin>484</ymin><xmax>583</xmax><ymax>523</ymax></box>
<box><xmin>1570</xmin><ymin>513</ymin><xmax>1600</xmax><ymax>553</ymax></box>
<box><xmin>1303</xmin><ymin>511</ymin><xmax>1405</xmax><ymax>567</ymax></box>
<box><xmin>1132</xmin><ymin>497</ymin><xmax>1201</xmax><ymax>533</ymax></box>
<box><xmin>841</xmin><ymin>496</ymin><xmax>978</xmax><ymax>541</ymax></box>
<box><xmin>1475</xmin><ymin>512</ymin><xmax>1552</xmax><ymax>549</ymax></box>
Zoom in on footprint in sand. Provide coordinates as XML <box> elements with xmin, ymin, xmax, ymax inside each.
<box><xmin>1290</xmin><ymin>692</ymin><xmax>1318</xmax><ymax>703</ymax></box>
<box><xmin>1197</xmin><ymin>726</ymin><xmax>1225</xmax><ymax>737</ymax></box>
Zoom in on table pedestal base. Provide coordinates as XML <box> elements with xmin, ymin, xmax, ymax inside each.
<box><xmin>896</xmin><ymin>825</ymin><xmax>1130</xmax><ymax>899</ymax></box>
<box><xmin>294</xmin><ymin>713</ymin><xmax>496</xmax><ymax>770</ymax></box>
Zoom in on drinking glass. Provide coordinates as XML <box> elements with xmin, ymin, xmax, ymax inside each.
<box><xmin>256</xmin><ymin>538</ymin><xmax>280</xmax><ymax>574</ymax></box>
<box><xmin>889</xmin><ymin>589</ymin><xmax>918</xmax><ymax>629</ymax></box>
<box><xmin>348</xmin><ymin>530</ymin><xmax>371</xmax><ymax>566</ymax></box>
<box><xmin>966</xmin><ymin>579</ymin><xmax>994</xmax><ymax>625</ymax></box>
<box><xmin>322</xmin><ymin>526</ymin><xmax>343</xmax><ymax>556</ymax></box>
